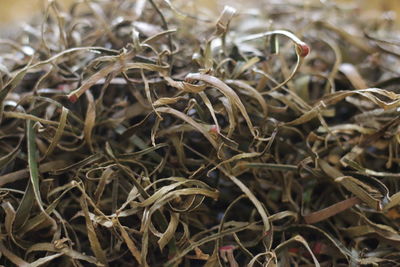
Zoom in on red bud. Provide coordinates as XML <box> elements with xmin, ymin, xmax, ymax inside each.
<box><xmin>68</xmin><ymin>94</ymin><xmax>78</xmax><ymax>103</ymax></box>
<box><xmin>296</xmin><ymin>42</ymin><xmax>310</xmax><ymax>57</ymax></box>
<box><xmin>219</xmin><ymin>245</ymin><xmax>236</xmax><ymax>251</ymax></box>
<box><xmin>312</xmin><ymin>242</ymin><xmax>324</xmax><ymax>255</ymax></box>
<box><xmin>209</xmin><ymin>125</ymin><xmax>219</xmax><ymax>134</ymax></box>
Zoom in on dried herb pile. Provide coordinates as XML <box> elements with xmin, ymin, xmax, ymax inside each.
<box><xmin>1</xmin><ymin>0</ymin><xmax>400</xmax><ymax>266</ymax></box>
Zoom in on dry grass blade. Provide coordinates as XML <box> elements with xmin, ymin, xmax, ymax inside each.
<box><xmin>2</xmin><ymin>0</ymin><xmax>400</xmax><ymax>266</ymax></box>
<box><xmin>158</xmin><ymin>211</ymin><xmax>179</xmax><ymax>251</ymax></box>
<box><xmin>185</xmin><ymin>73</ymin><xmax>257</xmax><ymax>137</ymax></box>
<box><xmin>275</xmin><ymin>235</ymin><xmax>320</xmax><ymax>266</ymax></box>
<box><xmin>43</xmin><ymin>106</ymin><xmax>68</xmax><ymax>158</ymax></box>
<box><xmin>80</xmin><ymin>195</ymin><xmax>108</xmax><ymax>267</ymax></box>
<box><xmin>303</xmin><ymin>197</ymin><xmax>361</xmax><ymax>224</ymax></box>
<box><xmin>114</xmin><ymin>218</ymin><xmax>142</xmax><ymax>265</ymax></box>
<box><xmin>0</xmin><ymin>241</ymin><xmax>29</xmax><ymax>267</ymax></box>
<box><xmin>26</xmin><ymin>120</ymin><xmax>44</xmax><ymax>210</ymax></box>
<box><xmin>155</xmin><ymin>106</ymin><xmax>219</xmax><ymax>149</ymax></box>
<box><xmin>83</xmin><ymin>90</ymin><xmax>96</xmax><ymax>151</ymax></box>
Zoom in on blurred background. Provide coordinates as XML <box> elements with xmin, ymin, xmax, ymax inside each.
<box><xmin>0</xmin><ymin>0</ymin><xmax>399</xmax><ymax>26</ymax></box>
<box><xmin>0</xmin><ymin>0</ymin><xmax>73</xmax><ymax>24</ymax></box>
<box><xmin>0</xmin><ymin>0</ymin><xmax>398</xmax><ymax>39</ymax></box>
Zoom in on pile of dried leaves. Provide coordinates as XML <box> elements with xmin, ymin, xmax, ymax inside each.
<box><xmin>1</xmin><ymin>0</ymin><xmax>400</xmax><ymax>266</ymax></box>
